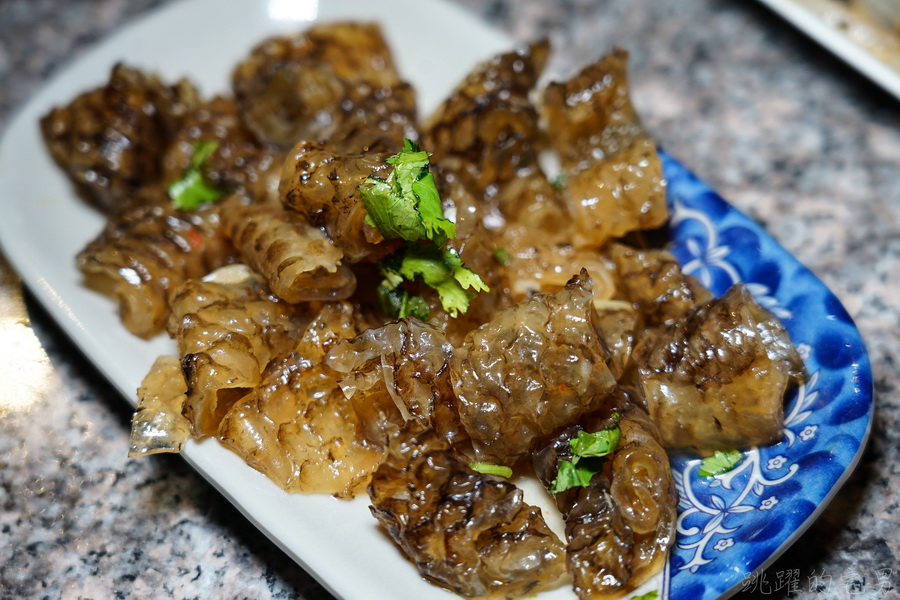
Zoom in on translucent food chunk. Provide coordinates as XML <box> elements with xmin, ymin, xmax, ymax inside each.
<box><xmin>633</xmin><ymin>284</ymin><xmax>806</xmax><ymax>450</ymax></box>
<box><xmin>542</xmin><ymin>50</ymin><xmax>667</xmax><ymax>247</ymax></box>
<box><xmin>280</xmin><ymin>142</ymin><xmax>400</xmax><ymax>263</ymax></box>
<box><xmin>217</xmin><ymin>302</ymin><xmax>383</xmax><ymax>498</ymax></box>
<box><xmin>128</xmin><ymin>355</ymin><xmax>192</xmax><ymax>457</ymax></box>
<box><xmin>222</xmin><ymin>197</ymin><xmax>356</xmax><ymax>303</ymax></box>
<box><xmin>231</xmin><ymin>22</ymin><xmax>414</xmax><ymax>147</ymax></box>
<box><xmin>450</xmin><ymin>270</ymin><xmax>616</xmax><ymax>464</ymax></box>
<box><xmin>532</xmin><ymin>392</ymin><xmax>676</xmax><ymax>599</ymax></box>
<box><xmin>167</xmin><ymin>265</ymin><xmax>312</xmax><ymax>437</ymax></box>
<box><xmin>77</xmin><ymin>201</ymin><xmax>234</xmax><ymax>338</ymax></box>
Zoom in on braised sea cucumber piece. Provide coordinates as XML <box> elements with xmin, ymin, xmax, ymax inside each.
<box><xmin>279</xmin><ymin>142</ymin><xmax>401</xmax><ymax>263</ymax></box>
<box><xmin>232</xmin><ymin>22</ymin><xmax>416</xmax><ymax>148</ymax></box>
<box><xmin>221</xmin><ymin>196</ymin><xmax>357</xmax><ymax>303</ymax></box>
<box><xmin>532</xmin><ymin>390</ymin><xmax>677</xmax><ymax>599</ymax></box>
<box><xmin>41</xmin><ymin>63</ymin><xmax>198</xmax><ymax>215</ymax></box>
<box><xmin>167</xmin><ymin>264</ymin><xmax>314</xmax><ymax>437</ymax></box>
<box><xmin>217</xmin><ymin>302</ymin><xmax>384</xmax><ymax>498</ymax></box>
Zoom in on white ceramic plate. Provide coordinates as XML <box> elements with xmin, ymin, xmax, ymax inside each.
<box><xmin>0</xmin><ymin>1</ymin><xmax>873</xmax><ymax>599</ymax></box>
<box><xmin>758</xmin><ymin>0</ymin><xmax>900</xmax><ymax>100</ymax></box>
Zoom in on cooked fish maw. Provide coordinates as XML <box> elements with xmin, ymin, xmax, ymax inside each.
<box><xmin>222</xmin><ymin>197</ymin><xmax>356</xmax><ymax>303</ymax></box>
<box><xmin>77</xmin><ymin>200</ymin><xmax>234</xmax><ymax>338</ymax></box>
<box><xmin>231</xmin><ymin>22</ymin><xmax>414</xmax><ymax>147</ymax></box>
<box><xmin>280</xmin><ymin>141</ymin><xmax>401</xmax><ymax>263</ymax></box>
<box><xmin>633</xmin><ymin>284</ymin><xmax>806</xmax><ymax>450</ymax></box>
<box><xmin>40</xmin><ymin>63</ymin><xmax>197</xmax><ymax>215</ymax></box>
<box><xmin>450</xmin><ymin>270</ymin><xmax>616</xmax><ymax>464</ymax></box>
<box><xmin>543</xmin><ymin>50</ymin><xmax>667</xmax><ymax>247</ymax></box>
<box><xmin>167</xmin><ymin>265</ymin><xmax>312</xmax><ymax>437</ymax></box>
<box><xmin>128</xmin><ymin>355</ymin><xmax>192</xmax><ymax>457</ymax></box>
<box><xmin>218</xmin><ymin>302</ymin><xmax>383</xmax><ymax>498</ymax></box>
<box><xmin>368</xmin><ymin>429</ymin><xmax>566</xmax><ymax>598</ymax></box>
<box><xmin>161</xmin><ymin>95</ymin><xmax>284</xmax><ymax>205</ymax></box>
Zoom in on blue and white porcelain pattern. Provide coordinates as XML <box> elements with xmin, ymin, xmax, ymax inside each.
<box><xmin>659</xmin><ymin>152</ymin><xmax>873</xmax><ymax>600</ymax></box>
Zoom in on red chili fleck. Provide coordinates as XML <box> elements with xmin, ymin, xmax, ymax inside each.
<box><xmin>186</xmin><ymin>228</ymin><xmax>203</xmax><ymax>249</ymax></box>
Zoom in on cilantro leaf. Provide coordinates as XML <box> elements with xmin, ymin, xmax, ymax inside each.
<box><xmin>376</xmin><ymin>280</ymin><xmax>431</xmax><ymax>322</ymax></box>
<box><xmin>550</xmin><ymin>459</ymin><xmax>602</xmax><ymax>493</ymax></box>
<box><xmin>550</xmin><ymin>417</ymin><xmax>622</xmax><ymax>493</ymax></box>
<box><xmin>629</xmin><ymin>592</ymin><xmax>659</xmax><ymax>600</ymax></box>
<box><xmin>698</xmin><ymin>449</ymin><xmax>744</xmax><ymax>477</ymax></box>
<box><xmin>168</xmin><ymin>140</ymin><xmax>227</xmax><ymax>210</ymax></box>
<box><xmin>569</xmin><ymin>427</ymin><xmax>621</xmax><ymax>459</ymax></box>
<box><xmin>493</xmin><ymin>247</ymin><xmax>511</xmax><ymax>266</ymax></box>
<box><xmin>469</xmin><ymin>463</ymin><xmax>513</xmax><ymax>478</ymax></box>
<box><xmin>397</xmin><ymin>246</ymin><xmax>488</xmax><ymax>317</ymax></box>
<box><xmin>359</xmin><ymin>139</ymin><xmax>455</xmax><ymax>245</ymax></box>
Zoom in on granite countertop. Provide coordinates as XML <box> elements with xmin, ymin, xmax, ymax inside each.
<box><xmin>1</xmin><ymin>0</ymin><xmax>898</xmax><ymax>598</ymax></box>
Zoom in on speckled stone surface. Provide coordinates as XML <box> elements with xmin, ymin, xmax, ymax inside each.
<box><xmin>0</xmin><ymin>0</ymin><xmax>898</xmax><ymax>599</ymax></box>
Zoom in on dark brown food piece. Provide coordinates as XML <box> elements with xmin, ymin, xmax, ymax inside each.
<box><xmin>532</xmin><ymin>391</ymin><xmax>676</xmax><ymax>599</ymax></box>
<box><xmin>77</xmin><ymin>199</ymin><xmax>234</xmax><ymax>338</ymax></box>
<box><xmin>426</xmin><ymin>40</ymin><xmax>566</xmax><ymax>236</ymax></box>
<box><xmin>41</xmin><ymin>63</ymin><xmax>197</xmax><ymax>215</ymax></box>
<box><xmin>279</xmin><ymin>142</ymin><xmax>401</xmax><ymax>263</ymax></box>
<box><xmin>232</xmin><ymin>22</ymin><xmax>416</xmax><ymax>148</ymax></box>
<box><xmin>161</xmin><ymin>95</ymin><xmax>284</xmax><ymax>204</ymax></box>
<box><xmin>450</xmin><ymin>270</ymin><xmax>617</xmax><ymax>464</ymax></box>
<box><xmin>608</xmin><ymin>242</ymin><xmax>712</xmax><ymax>327</ymax></box>
<box><xmin>633</xmin><ymin>283</ymin><xmax>806</xmax><ymax>450</ymax></box>
<box><xmin>368</xmin><ymin>428</ymin><xmax>566</xmax><ymax>598</ymax></box>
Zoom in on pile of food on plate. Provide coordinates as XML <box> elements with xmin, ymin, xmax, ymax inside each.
<box><xmin>40</xmin><ymin>22</ymin><xmax>805</xmax><ymax>599</ymax></box>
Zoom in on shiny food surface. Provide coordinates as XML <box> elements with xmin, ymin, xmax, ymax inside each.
<box><xmin>0</xmin><ymin>1</ymin><xmax>898</xmax><ymax>600</ymax></box>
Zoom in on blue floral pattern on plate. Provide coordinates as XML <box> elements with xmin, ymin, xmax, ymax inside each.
<box><xmin>659</xmin><ymin>151</ymin><xmax>873</xmax><ymax>600</ymax></box>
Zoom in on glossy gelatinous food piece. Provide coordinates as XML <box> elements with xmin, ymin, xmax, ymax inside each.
<box><xmin>128</xmin><ymin>355</ymin><xmax>192</xmax><ymax>457</ymax></box>
<box><xmin>426</xmin><ymin>41</ymin><xmax>565</xmax><ymax>233</ymax></box>
<box><xmin>77</xmin><ymin>200</ymin><xmax>234</xmax><ymax>338</ymax></box>
<box><xmin>167</xmin><ymin>264</ymin><xmax>312</xmax><ymax>437</ymax></box>
<box><xmin>608</xmin><ymin>242</ymin><xmax>712</xmax><ymax>327</ymax></box>
<box><xmin>633</xmin><ymin>284</ymin><xmax>806</xmax><ymax>451</ymax></box>
<box><xmin>450</xmin><ymin>270</ymin><xmax>616</xmax><ymax>464</ymax></box>
<box><xmin>232</xmin><ymin>22</ymin><xmax>414</xmax><ymax>147</ymax></box>
<box><xmin>543</xmin><ymin>50</ymin><xmax>667</xmax><ymax>247</ymax></box>
<box><xmin>221</xmin><ymin>197</ymin><xmax>356</xmax><ymax>303</ymax></box>
<box><xmin>368</xmin><ymin>428</ymin><xmax>566</xmax><ymax>598</ymax></box>
<box><xmin>40</xmin><ymin>63</ymin><xmax>197</xmax><ymax>215</ymax></box>
<box><xmin>161</xmin><ymin>95</ymin><xmax>284</xmax><ymax>205</ymax></box>
<box><xmin>325</xmin><ymin>317</ymin><xmax>453</xmax><ymax>425</ymax></box>
<box><xmin>532</xmin><ymin>392</ymin><xmax>676</xmax><ymax>599</ymax></box>
<box><xmin>280</xmin><ymin>142</ymin><xmax>401</xmax><ymax>263</ymax></box>
<box><xmin>497</xmin><ymin>224</ymin><xmax>619</xmax><ymax>301</ymax></box>
<box><xmin>592</xmin><ymin>303</ymin><xmax>643</xmax><ymax>382</ymax></box>
<box><xmin>218</xmin><ymin>302</ymin><xmax>383</xmax><ymax>498</ymax></box>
